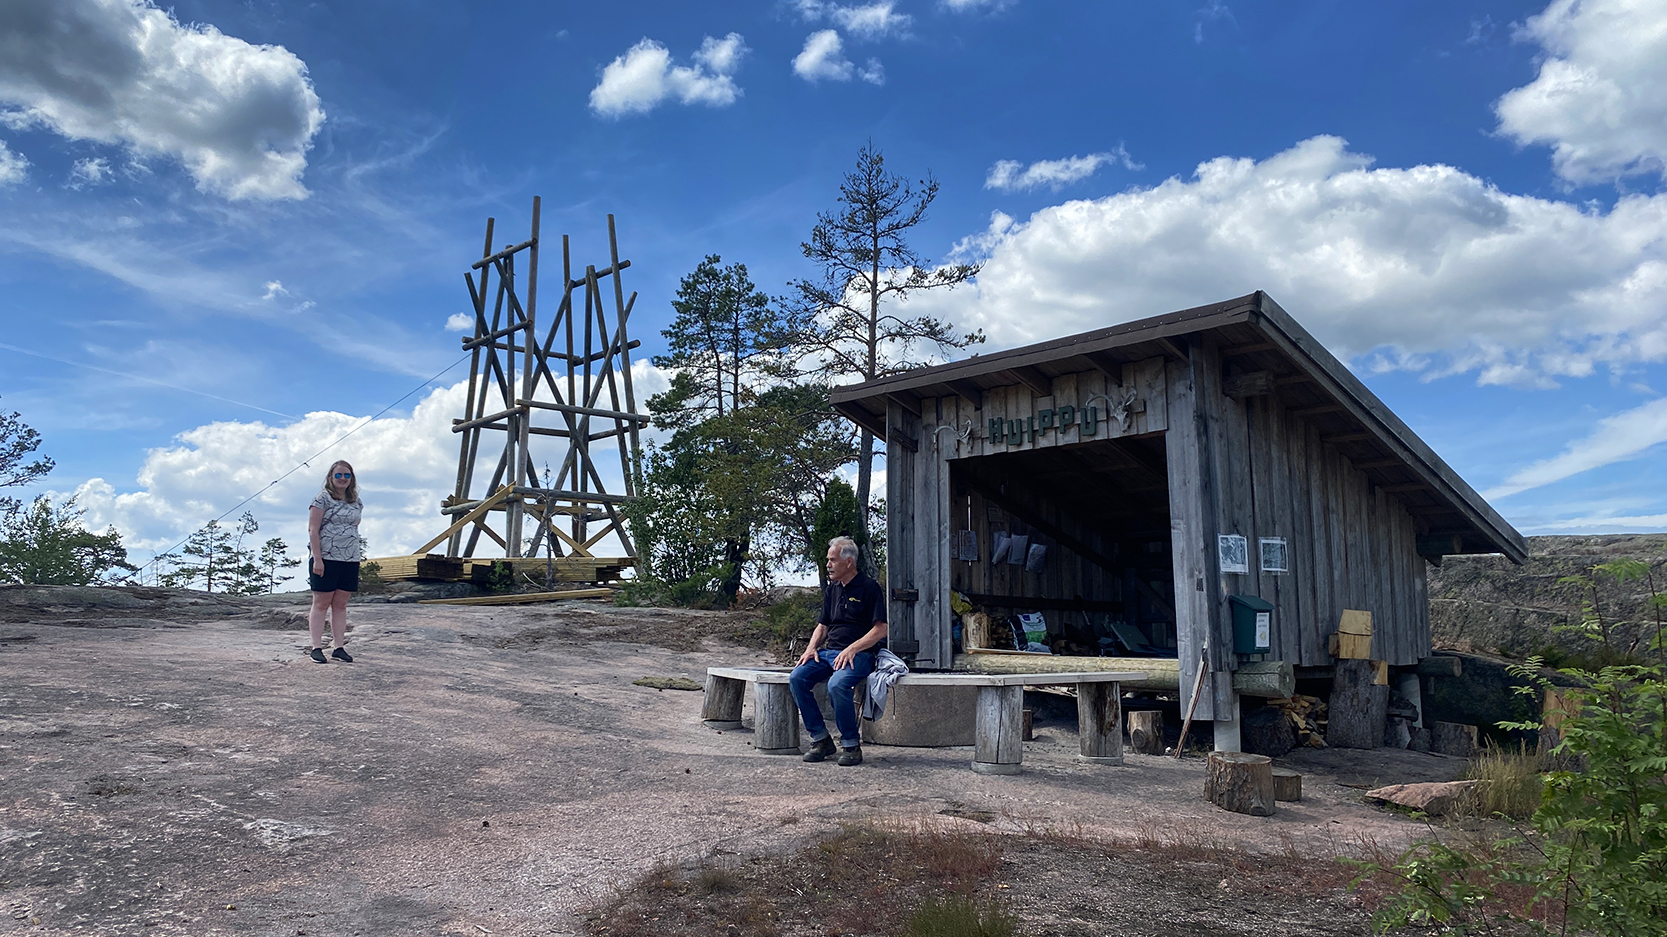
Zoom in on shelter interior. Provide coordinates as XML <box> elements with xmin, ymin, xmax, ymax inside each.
<box><xmin>950</xmin><ymin>437</ymin><xmax>1179</xmax><ymax>658</ymax></box>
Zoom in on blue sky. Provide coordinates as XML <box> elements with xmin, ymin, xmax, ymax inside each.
<box><xmin>1</xmin><ymin>0</ymin><xmax>1665</xmax><ymax>572</ymax></box>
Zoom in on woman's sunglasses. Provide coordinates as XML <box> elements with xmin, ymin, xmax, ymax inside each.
<box><xmin>333</xmin><ymin>472</ymin><xmax>353</xmax><ymax>479</ymax></box>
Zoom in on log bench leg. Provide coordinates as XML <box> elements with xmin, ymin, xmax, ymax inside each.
<box><xmin>1077</xmin><ymin>681</ymin><xmax>1124</xmax><ymax>765</ymax></box>
<box><xmin>972</xmin><ymin>684</ymin><xmax>1024</xmax><ymax>775</ymax></box>
<box><xmin>701</xmin><ymin>674</ymin><xmax>744</xmax><ymax>729</ymax></box>
<box><xmin>754</xmin><ymin>682</ymin><xmax>801</xmax><ymax>755</ymax></box>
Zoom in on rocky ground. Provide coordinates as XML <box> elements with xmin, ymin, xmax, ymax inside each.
<box><xmin>0</xmin><ymin>585</ymin><xmax>1471</xmax><ymax>936</ymax></box>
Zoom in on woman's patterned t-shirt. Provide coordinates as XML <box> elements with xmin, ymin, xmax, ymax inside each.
<box><xmin>310</xmin><ymin>491</ymin><xmax>363</xmax><ymax>562</ymax></box>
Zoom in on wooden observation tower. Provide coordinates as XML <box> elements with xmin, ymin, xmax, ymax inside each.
<box><xmin>376</xmin><ymin>198</ymin><xmax>647</xmax><ymax>586</ymax></box>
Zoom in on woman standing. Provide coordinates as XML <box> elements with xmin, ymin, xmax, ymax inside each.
<box><xmin>307</xmin><ymin>459</ymin><xmax>363</xmax><ymax>663</ymax></box>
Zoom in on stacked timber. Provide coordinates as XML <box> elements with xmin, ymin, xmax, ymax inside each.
<box><xmin>366</xmin><ymin>554</ymin><xmax>466</xmax><ymax>581</ymax></box>
<box><xmin>1265</xmin><ymin>695</ymin><xmax>1328</xmax><ymax>748</ymax></box>
<box><xmin>466</xmin><ymin>557</ymin><xmax>633</xmax><ymax>584</ymax></box>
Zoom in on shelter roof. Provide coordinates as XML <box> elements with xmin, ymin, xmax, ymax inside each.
<box><xmin>829</xmin><ymin>291</ymin><xmax>1526</xmax><ymax>562</ymax></box>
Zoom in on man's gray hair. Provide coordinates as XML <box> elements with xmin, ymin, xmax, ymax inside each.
<box><xmin>828</xmin><ymin>536</ymin><xmax>859</xmax><ymax>563</ymax></box>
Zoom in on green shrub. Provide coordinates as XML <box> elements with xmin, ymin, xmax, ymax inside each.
<box><xmin>759</xmin><ymin>591</ymin><xmax>818</xmax><ymax>641</ymax></box>
<box><xmin>358</xmin><ymin>560</ymin><xmax>386</xmax><ymax>594</ymax></box>
<box><xmin>900</xmin><ymin>896</ymin><xmax>1016</xmax><ymax>937</ymax></box>
<box><xmin>1462</xmin><ymin>743</ymin><xmax>1544</xmax><ymax>820</ymax></box>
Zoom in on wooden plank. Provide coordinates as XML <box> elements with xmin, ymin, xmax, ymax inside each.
<box><xmin>1266</xmin><ymin>400</ymin><xmax>1302</xmax><ymax>661</ymax></box>
<box><xmin>1222</xmin><ymin>371</ymin><xmax>1276</xmax><ymax>398</ymax></box>
<box><xmin>887</xmin><ymin>396</ymin><xmax>920</xmax><ymax>655</ymax></box>
<box><xmin>1165</xmin><ymin>353</ymin><xmax>1217</xmax><ymax>721</ymax></box>
<box><xmin>1137</xmin><ymin>357</ymin><xmax>1169</xmax><ymax>434</ymax></box>
<box><xmin>924</xmin><ymin>397</ymin><xmax>952</xmax><ymax>667</ymax></box>
<box><xmin>1321</xmin><ymin>432</ymin><xmax>1349</xmax><ymax>659</ymax></box>
<box><xmin>1286</xmin><ymin>409</ymin><xmax>1322</xmax><ymax>667</ymax></box>
<box><xmin>418</xmin><ymin>588</ymin><xmax>613</xmax><ymax>606</ymax></box>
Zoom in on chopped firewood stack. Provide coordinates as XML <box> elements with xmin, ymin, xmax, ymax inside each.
<box><xmin>1265</xmin><ymin>695</ymin><xmax>1328</xmax><ymax>748</ymax></box>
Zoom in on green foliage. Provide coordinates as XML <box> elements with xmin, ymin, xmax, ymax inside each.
<box><xmin>1359</xmin><ymin>653</ymin><xmax>1667</xmax><ymax>936</ymax></box>
<box><xmin>1463</xmin><ymin>744</ymin><xmax>1545</xmax><ymax>820</ymax></box>
<box><xmin>0</xmin><ymin>495</ymin><xmax>136</xmax><ymax>585</ymax></box>
<box><xmin>1556</xmin><ymin>558</ymin><xmax>1666</xmax><ymax>664</ymax></box>
<box><xmin>808</xmin><ymin>477</ymin><xmax>864</xmax><ymax>583</ymax></box>
<box><xmin>759</xmin><ymin>590</ymin><xmax>819</xmax><ymax>642</ymax></box>
<box><xmin>481</xmin><ymin>560</ymin><xmax>516</xmax><ymax>594</ymax></box>
<box><xmin>0</xmin><ymin>399</ymin><xmax>54</xmax><ymax>494</ymax></box>
<box><xmin>899</xmin><ymin>896</ymin><xmax>1017</xmax><ymax>937</ymax></box>
<box><xmin>358</xmin><ymin>560</ymin><xmax>386</xmax><ymax>594</ymax></box>
<box><xmin>157</xmin><ymin>513</ymin><xmax>297</xmax><ymax>595</ymax></box>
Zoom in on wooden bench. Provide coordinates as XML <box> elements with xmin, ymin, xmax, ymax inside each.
<box><xmin>702</xmin><ymin>667</ymin><xmax>1143</xmax><ymax>774</ymax></box>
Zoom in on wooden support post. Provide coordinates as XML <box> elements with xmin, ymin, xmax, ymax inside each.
<box><xmin>972</xmin><ymin>684</ymin><xmax>1024</xmax><ymax>775</ymax></box>
<box><xmin>1076</xmin><ymin>681</ymin><xmax>1124</xmax><ymax>764</ymax></box>
<box><xmin>701</xmin><ymin>674</ymin><xmax>744</xmax><ymax>729</ymax></box>
<box><xmin>1128</xmin><ymin>710</ymin><xmax>1165</xmax><ymax>755</ymax></box>
<box><xmin>1271</xmin><ymin>767</ymin><xmax>1303</xmax><ymax>802</ymax></box>
<box><xmin>1204</xmin><ymin>751</ymin><xmax>1277</xmax><ymax>816</ymax></box>
<box><xmin>754</xmin><ymin>682</ymin><xmax>801</xmax><ymax>755</ymax></box>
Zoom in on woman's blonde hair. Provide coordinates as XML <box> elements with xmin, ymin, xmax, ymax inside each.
<box><xmin>322</xmin><ymin>460</ymin><xmax>359</xmax><ymax>503</ymax></box>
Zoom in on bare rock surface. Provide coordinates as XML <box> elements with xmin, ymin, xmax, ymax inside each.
<box><xmin>1363</xmin><ymin>781</ymin><xmax>1481</xmax><ymax>817</ymax></box>
<box><xmin>1</xmin><ymin>587</ymin><xmax>1465</xmax><ymax>935</ymax></box>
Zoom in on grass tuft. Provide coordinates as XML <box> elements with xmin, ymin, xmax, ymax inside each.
<box><xmin>901</xmin><ymin>896</ymin><xmax>1017</xmax><ymax>937</ymax></box>
<box><xmin>1462</xmin><ymin>743</ymin><xmax>1544</xmax><ymax>820</ymax></box>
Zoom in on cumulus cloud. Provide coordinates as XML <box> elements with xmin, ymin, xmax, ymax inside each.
<box><xmin>919</xmin><ymin>135</ymin><xmax>1667</xmax><ymax>386</ymax></box>
<box><xmin>589</xmin><ymin>34</ymin><xmax>747</xmax><ymax>118</ymax></box>
<box><xmin>941</xmin><ymin>0</ymin><xmax>1013</xmax><ymax>10</ymax></box>
<box><xmin>794</xmin><ymin>30</ymin><xmax>857</xmax><ymax>82</ymax></box>
<box><xmin>0</xmin><ymin>0</ymin><xmax>325</xmax><ymax>200</ymax></box>
<box><xmin>1495</xmin><ymin>0</ymin><xmax>1667</xmax><ymax>184</ymax></box>
<box><xmin>64</xmin><ymin>359</ymin><xmax>676</xmax><ymax>569</ymax></box>
<box><xmin>444</xmin><ymin>312</ymin><xmax>474</xmax><ymax>332</ymax></box>
<box><xmin>795</xmin><ymin>1</ymin><xmax>913</xmax><ymax>37</ymax></box>
<box><xmin>0</xmin><ymin>138</ymin><xmax>25</xmax><ymax>184</ymax></box>
<box><xmin>1484</xmin><ymin>397</ymin><xmax>1667</xmax><ymax>499</ymax></box>
<box><xmin>984</xmin><ymin>146</ymin><xmax>1142</xmax><ymax>191</ymax></box>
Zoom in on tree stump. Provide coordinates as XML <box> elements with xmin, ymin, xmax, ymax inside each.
<box><xmin>753</xmin><ymin>681</ymin><xmax>801</xmax><ymax>755</ymax></box>
<box><xmin>1128</xmin><ymin>710</ymin><xmax>1164</xmax><ymax>755</ymax></box>
<box><xmin>701</xmin><ymin>674</ymin><xmax>745</xmax><ymax>729</ymax></box>
<box><xmin>1204</xmin><ymin>751</ymin><xmax>1276</xmax><ymax>816</ymax></box>
<box><xmin>1076</xmin><ymin>682</ymin><xmax>1122</xmax><ymax>764</ymax></box>
<box><xmin>1271</xmin><ymin>767</ymin><xmax>1302</xmax><ymax>802</ymax></box>
<box><xmin>1243</xmin><ymin>705</ymin><xmax>1296</xmax><ymax>757</ymax></box>
<box><xmin>1326</xmin><ymin>658</ymin><xmax>1389</xmax><ymax>749</ymax></box>
<box><xmin>973</xmin><ymin>684</ymin><xmax>1024</xmax><ymax>775</ymax></box>
<box><xmin>1430</xmin><ymin>722</ymin><xmax>1478</xmax><ymax>758</ymax></box>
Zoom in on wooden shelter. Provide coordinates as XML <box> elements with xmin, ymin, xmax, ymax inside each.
<box><xmin>830</xmin><ymin>292</ymin><xmax>1523</xmax><ymax>746</ymax></box>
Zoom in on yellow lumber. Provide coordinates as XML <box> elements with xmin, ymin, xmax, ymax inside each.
<box><xmin>418</xmin><ymin>588</ymin><xmax>614</xmax><ymax>606</ymax></box>
<box><xmin>413</xmin><ymin>485</ymin><xmax>513</xmax><ymax>555</ymax></box>
<box><xmin>1338</xmin><ymin>609</ymin><xmax>1373</xmax><ymax>636</ymax></box>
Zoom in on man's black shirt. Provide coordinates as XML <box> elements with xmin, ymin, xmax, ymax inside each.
<box><xmin>820</xmin><ymin>571</ymin><xmax>886</xmax><ymax>651</ymax></box>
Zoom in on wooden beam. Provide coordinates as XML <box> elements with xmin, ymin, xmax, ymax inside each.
<box><xmin>1156</xmin><ymin>337</ymin><xmax>1188</xmax><ymax>361</ymax></box>
<box><xmin>1222</xmin><ymin>371</ymin><xmax>1276</xmax><ymax>398</ymax></box>
<box><xmin>963</xmin><ymin>593</ymin><xmax>1124</xmax><ymax>613</ymax></box>
<box><xmin>1416</xmin><ymin>533</ymin><xmax>1464</xmax><ymax>556</ymax></box>
<box><xmin>1290</xmin><ymin>404</ymin><xmax>1344</xmax><ymax>417</ymax></box>
<box><xmin>1083</xmin><ymin>351</ymin><xmax>1124</xmax><ymax>387</ymax></box>
<box><xmin>1221</xmin><ymin>341</ymin><xmax>1277</xmax><ymax>357</ymax></box>
<box><xmin>1352</xmin><ymin>458</ymin><xmax>1402</xmax><ymax>469</ymax></box>
<box><xmin>961</xmin><ymin>472</ymin><xmax>1123</xmax><ymax>580</ymax></box>
<box><xmin>1381</xmin><ymin>482</ymin><xmax>1434</xmax><ymax>493</ymax></box>
<box><xmin>414</xmin><ymin>485</ymin><xmax>513</xmax><ymax>555</ymax></box>
<box><xmin>419</xmin><ymin>587</ymin><xmax>613</xmax><ymax>606</ymax></box>
<box><xmin>945</xmin><ymin>378</ymin><xmax>984</xmax><ymax>408</ymax></box>
<box><xmin>1007</xmin><ymin>365</ymin><xmax>1053</xmax><ymax>397</ymax></box>
<box><xmin>1322</xmin><ymin>432</ymin><xmax>1374</xmax><ymax>443</ymax></box>
<box><xmin>1275</xmin><ymin>373</ymin><xmax>1316</xmax><ymax>385</ymax></box>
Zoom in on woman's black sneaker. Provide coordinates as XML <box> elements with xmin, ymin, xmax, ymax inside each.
<box><xmin>309</xmin><ymin>648</ymin><xmax>327</xmax><ymax>663</ymax></box>
<box><xmin>331</xmin><ymin>647</ymin><xmax>354</xmax><ymax>663</ymax></box>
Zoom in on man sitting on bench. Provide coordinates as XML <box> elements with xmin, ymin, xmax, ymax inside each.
<box><xmin>790</xmin><ymin>536</ymin><xmax>887</xmax><ymax>767</ymax></box>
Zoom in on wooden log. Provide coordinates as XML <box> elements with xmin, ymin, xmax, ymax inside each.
<box><xmin>1326</xmin><ymin>658</ymin><xmax>1389</xmax><ymax>749</ymax></box>
<box><xmin>972</xmin><ymin>684</ymin><xmax>1024</xmax><ymax>775</ymax></box>
<box><xmin>956</xmin><ymin>652</ymin><xmax>1178</xmax><ymax>691</ymax></box>
<box><xmin>964</xmin><ymin>611</ymin><xmax>991</xmax><ymax>650</ymax></box>
<box><xmin>1076</xmin><ymin>681</ymin><xmax>1123</xmax><ymax>764</ymax></box>
<box><xmin>1430</xmin><ymin>721</ymin><xmax>1478</xmax><ymax>758</ymax></box>
<box><xmin>1271</xmin><ymin>767</ymin><xmax>1302</xmax><ymax>802</ymax></box>
<box><xmin>1242</xmin><ymin>705</ymin><xmax>1297</xmax><ymax>757</ymax></box>
<box><xmin>1232</xmin><ymin>660</ymin><xmax>1295</xmax><ymax>698</ymax></box>
<box><xmin>701</xmin><ymin>674</ymin><xmax>744</xmax><ymax>729</ymax></box>
<box><xmin>1204</xmin><ymin>751</ymin><xmax>1276</xmax><ymax>816</ymax></box>
<box><xmin>1128</xmin><ymin>709</ymin><xmax>1164</xmax><ymax>755</ymax></box>
<box><xmin>754</xmin><ymin>682</ymin><xmax>801</xmax><ymax>755</ymax></box>
<box><xmin>1414</xmin><ymin>654</ymin><xmax>1463</xmax><ymax>677</ymax></box>
<box><xmin>417</xmin><ymin>588</ymin><xmax>612</xmax><ymax>606</ymax></box>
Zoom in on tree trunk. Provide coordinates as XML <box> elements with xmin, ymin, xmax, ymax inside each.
<box><xmin>720</xmin><ymin>534</ymin><xmax>748</xmax><ymax>605</ymax></box>
<box><xmin>1271</xmin><ymin>767</ymin><xmax>1302</xmax><ymax>802</ymax></box>
<box><xmin>1128</xmin><ymin>710</ymin><xmax>1164</xmax><ymax>755</ymax></box>
<box><xmin>1204</xmin><ymin>751</ymin><xmax>1276</xmax><ymax>816</ymax></box>
<box><xmin>855</xmin><ymin>427</ymin><xmax>874</xmax><ymax>574</ymax></box>
<box><xmin>1326</xmin><ymin>658</ymin><xmax>1389</xmax><ymax>750</ymax></box>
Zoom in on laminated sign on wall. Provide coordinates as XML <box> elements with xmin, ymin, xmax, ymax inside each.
<box><xmin>1218</xmin><ymin>534</ymin><xmax>1249</xmax><ymax>574</ymax></box>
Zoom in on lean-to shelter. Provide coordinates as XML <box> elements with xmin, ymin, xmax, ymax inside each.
<box><xmin>830</xmin><ymin>292</ymin><xmax>1524</xmax><ymax>739</ymax></box>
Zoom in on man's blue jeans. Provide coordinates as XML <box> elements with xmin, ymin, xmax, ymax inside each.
<box><xmin>789</xmin><ymin>648</ymin><xmax>875</xmax><ymax>748</ymax></box>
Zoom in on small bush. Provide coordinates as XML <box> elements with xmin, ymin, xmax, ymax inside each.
<box><xmin>358</xmin><ymin>560</ymin><xmax>386</xmax><ymax>594</ymax></box>
<box><xmin>613</xmin><ymin>578</ymin><xmax>670</xmax><ymax>607</ymax></box>
<box><xmin>759</xmin><ymin>591</ymin><xmax>818</xmax><ymax>641</ymax></box>
<box><xmin>901</xmin><ymin>896</ymin><xmax>1017</xmax><ymax>937</ymax></box>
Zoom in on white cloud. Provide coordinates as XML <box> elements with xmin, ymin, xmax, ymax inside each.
<box><xmin>0</xmin><ymin>138</ymin><xmax>25</xmax><ymax>184</ymax></box>
<box><xmin>832</xmin><ymin>2</ymin><xmax>913</xmax><ymax>39</ymax></box>
<box><xmin>918</xmin><ymin>135</ymin><xmax>1667</xmax><ymax>386</ymax></box>
<box><xmin>64</xmin><ymin>358</ymin><xmax>678</xmax><ymax>569</ymax></box>
<box><xmin>858</xmin><ymin>58</ymin><xmax>886</xmax><ymax>85</ymax></box>
<box><xmin>794</xmin><ymin>30</ymin><xmax>856</xmax><ymax>82</ymax></box>
<box><xmin>445</xmin><ymin>312</ymin><xmax>474</xmax><ymax>332</ymax></box>
<box><xmin>0</xmin><ymin>0</ymin><xmax>325</xmax><ymax>200</ymax></box>
<box><xmin>984</xmin><ymin>146</ymin><xmax>1142</xmax><ymax>191</ymax></box>
<box><xmin>941</xmin><ymin>0</ymin><xmax>1013</xmax><ymax>10</ymax></box>
<box><xmin>589</xmin><ymin>34</ymin><xmax>747</xmax><ymax>118</ymax></box>
<box><xmin>1527</xmin><ymin>512</ymin><xmax>1667</xmax><ymax>532</ymax></box>
<box><xmin>1484</xmin><ymin>397</ymin><xmax>1667</xmax><ymax>499</ymax></box>
<box><xmin>67</xmin><ymin>156</ymin><xmax>111</xmax><ymax>188</ymax></box>
<box><xmin>1495</xmin><ymin>0</ymin><xmax>1667</xmax><ymax>184</ymax></box>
